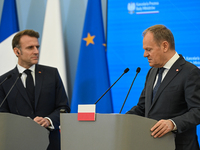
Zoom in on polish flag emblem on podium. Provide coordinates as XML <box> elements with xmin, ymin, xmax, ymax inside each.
<box><xmin>78</xmin><ymin>104</ymin><xmax>96</xmax><ymax>121</ymax></box>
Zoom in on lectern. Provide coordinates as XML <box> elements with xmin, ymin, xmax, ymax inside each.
<box><xmin>60</xmin><ymin>113</ymin><xmax>175</xmax><ymax>150</ymax></box>
<box><xmin>0</xmin><ymin>113</ymin><xmax>49</xmax><ymax>150</ymax></box>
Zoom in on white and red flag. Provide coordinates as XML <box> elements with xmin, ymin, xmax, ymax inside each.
<box><xmin>78</xmin><ymin>104</ymin><xmax>96</xmax><ymax>121</ymax></box>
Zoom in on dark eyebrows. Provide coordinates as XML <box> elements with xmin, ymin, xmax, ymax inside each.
<box><xmin>26</xmin><ymin>45</ymin><xmax>40</xmax><ymax>49</ymax></box>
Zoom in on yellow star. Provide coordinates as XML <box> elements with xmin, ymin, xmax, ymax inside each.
<box><xmin>103</xmin><ymin>43</ymin><xmax>106</xmax><ymax>47</ymax></box>
<box><xmin>83</xmin><ymin>33</ymin><xmax>95</xmax><ymax>46</ymax></box>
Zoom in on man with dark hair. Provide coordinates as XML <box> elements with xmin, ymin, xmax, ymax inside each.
<box><xmin>0</xmin><ymin>29</ymin><xmax>70</xmax><ymax>150</ymax></box>
<box><xmin>12</xmin><ymin>29</ymin><xmax>40</xmax><ymax>49</ymax></box>
<box><xmin>127</xmin><ymin>25</ymin><xmax>200</xmax><ymax>150</ymax></box>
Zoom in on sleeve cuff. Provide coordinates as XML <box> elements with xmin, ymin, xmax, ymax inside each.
<box><xmin>45</xmin><ymin>117</ymin><xmax>55</xmax><ymax>130</ymax></box>
<box><xmin>169</xmin><ymin>119</ymin><xmax>177</xmax><ymax>131</ymax></box>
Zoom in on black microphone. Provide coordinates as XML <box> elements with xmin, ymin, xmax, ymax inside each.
<box><xmin>0</xmin><ymin>73</ymin><xmax>22</xmax><ymax>108</ymax></box>
<box><xmin>0</xmin><ymin>74</ymin><xmax>12</xmax><ymax>86</ymax></box>
<box><xmin>95</xmin><ymin>68</ymin><xmax>129</xmax><ymax>104</ymax></box>
<box><xmin>119</xmin><ymin>67</ymin><xmax>141</xmax><ymax>114</ymax></box>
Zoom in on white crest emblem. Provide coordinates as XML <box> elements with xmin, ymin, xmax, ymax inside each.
<box><xmin>127</xmin><ymin>2</ymin><xmax>135</xmax><ymax>14</ymax></box>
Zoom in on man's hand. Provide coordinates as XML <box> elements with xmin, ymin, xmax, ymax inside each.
<box><xmin>33</xmin><ymin>116</ymin><xmax>50</xmax><ymax>128</ymax></box>
<box><xmin>151</xmin><ymin>119</ymin><xmax>174</xmax><ymax>138</ymax></box>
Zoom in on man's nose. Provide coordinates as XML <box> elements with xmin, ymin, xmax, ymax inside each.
<box><xmin>143</xmin><ymin>50</ymin><xmax>148</xmax><ymax>57</ymax></box>
<box><xmin>34</xmin><ymin>47</ymin><xmax>39</xmax><ymax>53</ymax></box>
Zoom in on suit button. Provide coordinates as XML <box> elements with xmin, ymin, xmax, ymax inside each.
<box><xmin>31</xmin><ymin>111</ymin><xmax>34</xmax><ymax>114</ymax></box>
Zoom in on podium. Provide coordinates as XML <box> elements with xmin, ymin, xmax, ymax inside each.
<box><xmin>0</xmin><ymin>113</ymin><xmax>49</xmax><ymax>150</ymax></box>
<box><xmin>60</xmin><ymin>113</ymin><xmax>175</xmax><ymax>150</ymax></box>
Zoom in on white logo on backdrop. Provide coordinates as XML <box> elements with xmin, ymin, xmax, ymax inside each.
<box><xmin>128</xmin><ymin>2</ymin><xmax>136</xmax><ymax>14</ymax></box>
<box><xmin>128</xmin><ymin>1</ymin><xmax>159</xmax><ymax>15</ymax></box>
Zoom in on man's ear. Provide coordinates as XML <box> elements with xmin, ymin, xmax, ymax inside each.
<box><xmin>13</xmin><ymin>47</ymin><xmax>20</xmax><ymax>56</ymax></box>
<box><xmin>162</xmin><ymin>41</ymin><xmax>169</xmax><ymax>53</ymax></box>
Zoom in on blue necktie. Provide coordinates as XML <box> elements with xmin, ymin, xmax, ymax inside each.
<box><xmin>24</xmin><ymin>69</ymin><xmax>35</xmax><ymax>110</ymax></box>
<box><xmin>152</xmin><ymin>68</ymin><xmax>165</xmax><ymax>102</ymax></box>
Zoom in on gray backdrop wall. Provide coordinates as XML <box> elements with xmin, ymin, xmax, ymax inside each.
<box><xmin>0</xmin><ymin>0</ymin><xmax>107</xmax><ymax>103</ymax></box>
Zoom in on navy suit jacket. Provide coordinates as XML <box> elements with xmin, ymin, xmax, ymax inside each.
<box><xmin>0</xmin><ymin>64</ymin><xmax>70</xmax><ymax>150</ymax></box>
<box><xmin>127</xmin><ymin>55</ymin><xmax>200</xmax><ymax>150</ymax></box>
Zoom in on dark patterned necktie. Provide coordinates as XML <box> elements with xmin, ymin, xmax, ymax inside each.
<box><xmin>24</xmin><ymin>69</ymin><xmax>35</xmax><ymax>110</ymax></box>
<box><xmin>152</xmin><ymin>68</ymin><xmax>165</xmax><ymax>102</ymax></box>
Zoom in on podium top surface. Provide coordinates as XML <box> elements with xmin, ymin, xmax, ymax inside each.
<box><xmin>60</xmin><ymin>113</ymin><xmax>175</xmax><ymax>150</ymax></box>
<box><xmin>0</xmin><ymin>113</ymin><xmax>49</xmax><ymax>150</ymax></box>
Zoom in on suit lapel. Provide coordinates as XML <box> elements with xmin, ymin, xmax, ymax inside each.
<box><xmin>148</xmin><ymin>56</ymin><xmax>185</xmax><ymax>113</ymax></box>
<box><xmin>35</xmin><ymin>65</ymin><xmax>43</xmax><ymax>108</ymax></box>
<box><xmin>13</xmin><ymin>67</ymin><xmax>32</xmax><ymax>108</ymax></box>
<box><xmin>145</xmin><ymin>68</ymin><xmax>158</xmax><ymax>116</ymax></box>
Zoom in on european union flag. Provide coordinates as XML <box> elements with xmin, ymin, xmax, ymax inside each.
<box><xmin>0</xmin><ymin>0</ymin><xmax>19</xmax><ymax>43</ymax></box>
<box><xmin>71</xmin><ymin>0</ymin><xmax>113</xmax><ymax>113</ymax></box>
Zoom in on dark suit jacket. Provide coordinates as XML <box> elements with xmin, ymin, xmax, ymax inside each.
<box><xmin>127</xmin><ymin>55</ymin><xmax>200</xmax><ymax>150</ymax></box>
<box><xmin>0</xmin><ymin>64</ymin><xmax>70</xmax><ymax>150</ymax></box>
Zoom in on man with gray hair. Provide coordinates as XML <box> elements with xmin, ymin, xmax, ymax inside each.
<box><xmin>127</xmin><ymin>25</ymin><xmax>200</xmax><ymax>150</ymax></box>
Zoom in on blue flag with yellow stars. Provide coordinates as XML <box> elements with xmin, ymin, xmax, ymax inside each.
<box><xmin>71</xmin><ymin>0</ymin><xmax>113</xmax><ymax>113</ymax></box>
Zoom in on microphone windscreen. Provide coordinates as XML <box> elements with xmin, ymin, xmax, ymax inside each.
<box><xmin>124</xmin><ymin>68</ymin><xmax>129</xmax><ymax>73</ymax></box>
<box><xmin>7</xmin><ymin>74</ymin><xmax>12</xmax><ymax>79</ymax></box>
<box><xmin>136</xmin><ymin>67</ymin><xmax>141</xmax><ymax>73</ymax></box>
<box><xmin>18</xmin><ymin>73</ymin><xmax>22</xmax><ymax>78</ymax></box>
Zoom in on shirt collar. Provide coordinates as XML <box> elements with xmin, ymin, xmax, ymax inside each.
<box><xmin>163</xmin><ymin>52</ymin><xmax>179</xmax><ymax>70</ymax></box>
<box><xmin>17</xmin><ymin>64</ymin><xmax>36</xmax><ymax>73</ymax></box>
